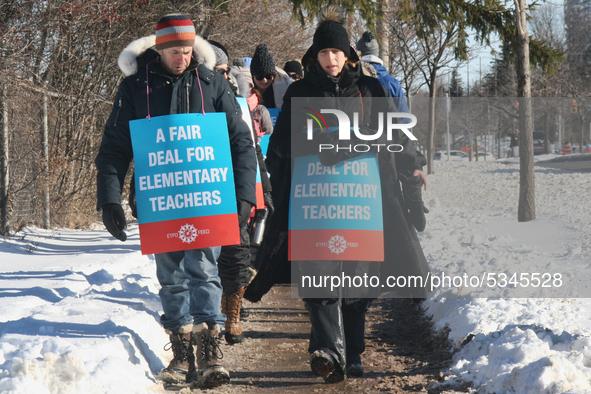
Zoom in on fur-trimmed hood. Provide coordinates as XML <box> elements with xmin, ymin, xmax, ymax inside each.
<box><xmin>117</xmin><ymin>34</ymin><xmax>216</xmax><ymax>77</ymax></box>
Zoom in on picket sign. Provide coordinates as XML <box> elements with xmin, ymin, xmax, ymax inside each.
<box><xmin>288</xmin><ymin>152</ymin><xmax>384</xmax><ymax>261</ymax></box>
<box><xmin>259</xmin><ymin>134</ymin><xmax>271</xmax><ymax>157</ymax></box>
<box><xmin>130</xmin><ymin>113</ymin><xmax>239</xmax><ymax>255</ymax></box>
<box><xmin>268</xmin><ymin>108</ymin><xmax>280</xmax><ymax>127</ymax></box>
<box><xmin>258</xmin><ymin>108</ymin><xmax>281</xmax><ymax>157</ymax></box>
<box><xmin>236</xmin><ymin>97</ymin><xmax>265</xmax><ymax>209</ymax></box>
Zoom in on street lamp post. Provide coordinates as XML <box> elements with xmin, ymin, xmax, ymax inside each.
<box><xmin>445</xmin><ymin>93</ymin><xmax>451</xmax><ymax>160</ymax></box>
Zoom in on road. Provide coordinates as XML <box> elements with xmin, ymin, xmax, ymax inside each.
<box><xmin>536</xmin><ymin>154</ymin><xmax>591</xmax><ymax>172</ymax></box>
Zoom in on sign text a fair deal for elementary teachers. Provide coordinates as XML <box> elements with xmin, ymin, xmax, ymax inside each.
<box><xmin>130</xmin><ymin>113</ymin><xmax>239</xmax><ymax>255</ymax></box>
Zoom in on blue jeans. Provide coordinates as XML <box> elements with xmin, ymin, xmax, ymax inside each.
<box><xmin>155</xmin><ymin>247</ymin><xmax>225</xmax><ymax>332</ymax></box>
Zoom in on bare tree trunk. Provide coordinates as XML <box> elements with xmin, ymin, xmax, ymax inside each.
<box><xmin>377</xmin><ymin>0</ymin><xmax>390</xmax><ymax>72</ymax></box>
<box><xmin>42</xmin><ymin>94</ymin><xmax>50</xmax><ymax>229</ymax></box>
<box><xmin>0</xmin><ymin>87</ymin><xmax>8</xmax><ymax>235</ymax></box>
<box><xmin>544</xmin><ymin>110</ymin><xmax>550</xmax><ymax>154</ymax></box>
<box><xmin>497</xmin><ymin>121</ymin><xmax>502</xmax><ymax>159</ymax></box>
<box><xmin>581</xmin><ymin>115</ymin><xmax>585</xmax><ymax>155</ymax></box>
<box><xmin>515</xmin><ymin>0</ymin><xmax>535</xmax><ymax>222</ymax></box>
<box><xmin>427</xmin><ymin>76</ymin><xmax>437</xmax><ymax>174</ymax></box>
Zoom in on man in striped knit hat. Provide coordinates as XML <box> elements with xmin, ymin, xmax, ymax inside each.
<box><xmin>95</xmin><ymin>14</ymin><xmax>257</xmax><ymax>388</ymax></box>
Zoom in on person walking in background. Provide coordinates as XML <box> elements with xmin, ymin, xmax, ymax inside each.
<box><xmin>249</xmin><ymin>43</ymin><xmax>291</xmax><ymax>109</ymax></box>
<box><xmin>356</xmin><ymin>31</ymin><xmax>409</xmax><ymax>113</ymax></box>
<box><xmin>283</xmin><ymin>60</ymin><xmax>303</xmax><ymax>82</ymax></box>
<box><xmin>208</xmin><ymin>39</ymin><xmax>238</xmax><ymax>92</ymax></box>
<box><xmin>95</xmin><ymin>14</ymin><xmax>257</xmax><ymax>388</ymax></box>
<box><xmin>209</xmin><ymin>40</ymin><xmax>274</xmax><ymax>345</ymax></box>
<box><xmin>357</xmin><ymin>30</ymin><xmax>428</xmax><ymax>232</ymax></box>
<box><xmin>240</xmin><ymin>72</ymin><xmax>274</xmax><ymax>136</ymax></box>
<box><xmin>245</xmin><ymin>5</ymin><xmax>430</xmax><ymax>383</ymax></box>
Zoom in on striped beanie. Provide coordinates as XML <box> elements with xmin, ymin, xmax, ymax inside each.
<box><xmin>155</xmin><ymin>14</ymin><xmax>196</xmax><ymax>51</ymax></box>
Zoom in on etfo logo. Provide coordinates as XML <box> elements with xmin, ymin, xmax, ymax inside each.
<box><xmin>316</xmin><ymin>235</ymin><xmax>359</xmax><ymax>254</ymax></box>
<box><xmin>178</xmin><ymin>224</ymin><xmax>198</xmax><ymax>244</ymax></box>
<box><xmin>167</xmin><ymin>224</ymin><xmax>211</xmax><ymax>244</ymax></box>
<box><xmin>305</xmin><ymin>108</ymin><xmax>417</xmax><ymax>153</ymax></box>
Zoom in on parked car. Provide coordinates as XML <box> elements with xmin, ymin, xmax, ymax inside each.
<box><xmin>474</xmin><ymin>151</ymin><xmax>495</xmax><ymax>160</ymax></box>
<box><xmin>434</xmin><ymin>150</ymin><xmax>468</xmax><ymax>160</ymax></box>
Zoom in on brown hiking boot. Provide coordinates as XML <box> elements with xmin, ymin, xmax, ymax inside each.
<box><xmin>221</xmin><ymin>287</ymin><xmax>246</xmax><ymax>344</ymax></box>
<box><xmin>189</xmin><ymin>322</ymin><xmax>230</xmax><ymax>388</ymax></box>
<box><xmin>157</xmin><ymin>324</ymin><xmax>194</xmax><ymax>384</ymax></box>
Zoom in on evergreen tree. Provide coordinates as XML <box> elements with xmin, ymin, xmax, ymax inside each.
<box><xmin>449</xmin><ymin>69</ymin><xmax>464</xmax><ymax>97</ymax></box>
<box><xmin>481</xmin><ymin>55</ymin><xmax>516</xmax><ymax>97</ymax></box>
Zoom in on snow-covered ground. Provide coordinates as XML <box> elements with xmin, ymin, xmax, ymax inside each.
<box><xmin>0</xmin><ymin>155</ymin><xmax>590</xmax><ymax>393</ymax></box>
<box><xmin>423</xmin><ymin>156</ymin><xmax>591</xmax><ymax>393</ymax></box>
<box><xmin>0</xmin><ymin>226</ymin><xmax>167</xmax><ymax>393</ymax></box>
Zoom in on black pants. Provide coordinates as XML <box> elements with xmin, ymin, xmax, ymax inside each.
<box><xmin>218</xmin><ymin>202</ymin><xmax>252</xmax><ymax>295</ymax></box>
<box><xmin>304</xmin><ymin>298</ymin><xmax>372</xmax><ymax>372</ymax></box>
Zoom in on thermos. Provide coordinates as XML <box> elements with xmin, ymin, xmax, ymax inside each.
<box><xmin>250</xmin><ymin>208</ymin><xmax>268</xmax><ymax>246</ymax></box>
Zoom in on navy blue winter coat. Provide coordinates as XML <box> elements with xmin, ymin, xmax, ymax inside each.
<box><xmin>95</xmin><ymin>35</ymin><xmax>257</xmax><ymax>210</ymax></box>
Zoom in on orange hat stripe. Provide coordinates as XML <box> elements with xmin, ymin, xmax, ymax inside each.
<box><xmin>156</xmin><ymin>32</ymin><xmax>196</xmax><ymax>44</ymax></box>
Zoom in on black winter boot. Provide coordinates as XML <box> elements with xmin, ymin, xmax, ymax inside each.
<box><xmin>310</xmin><ymin>349</ymin><xmax>345</xmax><ymax>383</ymax></box>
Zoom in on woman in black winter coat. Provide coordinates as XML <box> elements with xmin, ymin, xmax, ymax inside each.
<box><xmin>244</xmin><ymin>5</ymin><xmax>430</xmax><ymax>383</ymax></box>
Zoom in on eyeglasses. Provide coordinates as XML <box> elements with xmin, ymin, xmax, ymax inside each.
<box><xmin>254</xmin><ymin>74</ymin><xmax>274</xmax><ymax>81</ymax></box>
<box><xmin>215</xmin><ymin>67</ymin><xmax>229</xmax><ymax>75</ymax></box>
<box><xmin>288</xmin><ymin>72</ymin><xmax>300</xmax><ymax>80</ymax></box>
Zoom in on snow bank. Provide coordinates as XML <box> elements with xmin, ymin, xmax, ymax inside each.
<box><xmin>422</xmin><ymin>159</ymin><xmax>591</xmax><ymax>393</ymax></box>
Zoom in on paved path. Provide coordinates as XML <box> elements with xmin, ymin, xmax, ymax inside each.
<box><xmin>161</xmin><ymin>284</ymin><xmax>464</xmax><ymax>393</ymax></box>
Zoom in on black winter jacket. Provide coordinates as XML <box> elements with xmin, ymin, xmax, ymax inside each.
<box><xmin>95</xmin><ymin>35</ymin><xmax>257</xmax><ymax>210</ymax></box>
<box><xmin>245</xmin><ymin>46</ymin><xmax>430</xmax><ymax>302</ymax></box>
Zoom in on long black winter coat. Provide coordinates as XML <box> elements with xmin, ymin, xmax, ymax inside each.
<box><xmin>245</xmin><ymin>46</ymin><xmax>430</xmax><ymax>302</ymax></box>
<box><xmin>96</xmin><ymin>36</ymin><xmax>257</xmax><ymax>210</ymax></box>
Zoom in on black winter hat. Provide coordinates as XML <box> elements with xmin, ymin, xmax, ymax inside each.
<box><xmin>250</xmin><ymin>43</ymin><xmax>276</xmax><ymax>76</ymax></box>
<box><xmin>312</xmin><ymin>5</ymin><xmax>351</xmax><ymax>58</ymax></box>
<box><xmin>357</xmin><ymin>31</ymin><xmax>379</xmax><ymax>57</ymax></box>
<box><xmin>283</xmin><ymin>61</ymin><xmax>303</xmax><ymax>78</ymax></box>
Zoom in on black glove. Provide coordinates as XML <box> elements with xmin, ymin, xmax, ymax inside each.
<box><xmin>263</xmin><ymin>191</ymin><xmax>275</xmax><ymax>216</ymax></box>
<box><xmin>318</xmin><ymin>148</ymin><xmax>364</xmax><ymax>167</ymax></box>
<box><xmin>399</xmin><ymin>171</ymin><xmax>429</xmax><ymax>232</ymax></box>
<box><xmin>237</xmin><ymin>199</ymin><xmax>253</xmax><ymax>227</ymax></box>
<box><xmin>101</xmin><ymin>203</ymin><xmax>127</xmax><ymax>241</ymax></box>
<box><xmin>315</xmin><ymin>128</ymin><xmax>369</xmax><ymax>167</ymax></box>
<box><xmin>292</xmin><ymin>132</ymin><xmax>319</xmax><ymax>157</ymax></box>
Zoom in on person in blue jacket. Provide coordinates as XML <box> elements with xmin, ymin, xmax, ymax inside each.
<box><xmin>356</xmin><ymin>31</ymin><xmax>409</xmax><ymax>113</ymax></box>
<box><xmin>356</xmin><ymin>31</ymin><xmax>428</xmax><ymax>231</ymax></box>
